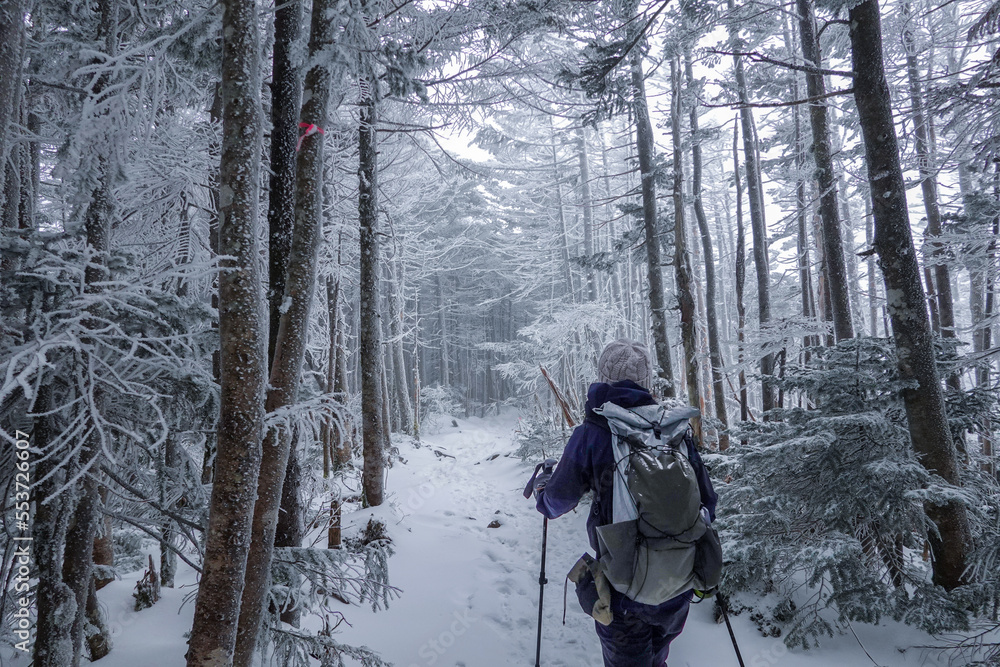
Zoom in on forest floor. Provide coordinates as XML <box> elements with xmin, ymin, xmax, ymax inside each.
<box><xmin>74</xmin><ymin>410</ymin><xmax>958</xmax><ymax>666</ymax></box>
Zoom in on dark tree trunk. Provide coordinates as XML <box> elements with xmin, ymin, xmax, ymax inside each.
<box><xmin>865</xmin><ymin>192</ymin><xmax>879</xmax><ymax>336</ymax></box>
<box><xmin>160</xmin><ymin>436</ymin><xmax>180</xmax><ymax>588</ymax></box>
<box><xmin>436</xmin><ymin>272</ymin><xmax>450</xmax><ymax>386</ymax></box>
<box><xmin>577</xmin><ymin>127</ymin><xmax>596</xmax><ymax>302</ymax></box>
<box><xmin>670</xmin><ymin>58</ymin><xmax>701</xmax><ymax>420</ymax></box>
<box><xmin>359</xmin><ymin>83</ymin><xmax>386</xmax><ymax>507</ymax></box>
<box><xmin>631</xmin><ymin>49</ymin><xmax>675</xmax><ymax>396</ymax></box>
<box><xmin>186</xmin><ymin>0</ymin><xmax>267</xmax><ymax>662</ymax></box>
<box><xmin>728</xmin><ymin>0</ymin><xmax>773</xmax><ymax>412</ymax></box>
<box><xmin>93</xmin><ymin>507</ymin><xmax>114</xmax><ymax>590</ymax></box>
<box><xmin>323</xmin><ymin>277</ymin><xmax>338</xmax><ymax>475</ymax></box>
<box><xmin>685</xmin><ymin>49</ymin><xmax>728</xmax><ymax>449</ymax></box>
<box><xmin>64</xmin><ymin>4</ymin><xmax>119</xmax><ymax>661</ymax></box>
<box><xmin>234</xmin><ymin>0</ymin><xmax>336</xmax><ymax>655</ymax></box>
<box><xmin>797</xmin><ymin>0</ymin><xmax>854</xmax><ymax>341</ymax></box>
<box><xmin>0</xmin><ymin>0</ymin><xmax>25</xmax><ymax>213</ymax></box>
<box><xmin>783</xmin><ymin>13</ymin><xmax>817</xmax><ymax>354</ymax></box>
<box><xmin>84</xmin><ymin>577</ymin><xmax>111</xmax><ymax>660</ymax></box>
<box><xmin>202</xmin><ymin>84</ymin><xmax>224</xmax><ymax>485</ymax></box>
<box><xmin>549</xmin><ymin>118</ymin><xmax>575</xmax><ymax>301</ymax></box>
<box><xmin>266</xmin><ymin>0</ymin><xmax>303</xmax><ymax>365</ymax></box>
<box><xmin>902</xmin><ymin>3</ymin><xmax>955</xmax><ymax>343</ymax></box>
<box><xmin>849</xmin><ymin>0</ymin><xmax>972</xmax><ymax>591</ymax></box>
<box><xmin>733</xmin><ymin>120</ymin><xmax>749</xmax><ymax>428</ymax></box>
<box><xmin>32</xmin><ymin>387</ymin><xmax>77</xmax><ymax>667</ymax></box>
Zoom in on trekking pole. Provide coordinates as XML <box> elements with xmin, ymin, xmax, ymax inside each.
<box><xmin>534</xmin><ymin>516</ymin><xmax>548</xmax><ymax>667</ymax></box>
<box><xmin>718</xmin><ymin>594</ymin><xmax>746</xmax><ymax>667</ymax></box>
<box><xmin>523</xmin><ymin>459</ymin><xmax>555</xmax><ymax>666</ymax></box>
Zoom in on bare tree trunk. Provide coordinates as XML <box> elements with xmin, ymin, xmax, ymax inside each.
<box><xmin>549</xmin><ymin>118</ymin><xmax>575</xmax><ymax>301</ymax></box>
<box><xmin>33</xmin><ymin>387</ymin><xmax>77</xmax><ymax>667</ymax></box>
<box><xmin>631</xmin><ymin>48</ymin><xmax>675</xmax><ymax>396</ymax></box>
<box><xmin>684</xmin><ymin>49</ymin><xmax>728</xmax><ymax>449</ymax></box>
<box><xmin>233</xmin><ymin>0</ymin><xmax>336</xmax><ymax>655</ymax></box>
<box><xmin>839</xmin><ymin>175</ymin><xmax>865</xmax><ymax>329</ymax></box>
<box><xmin>323</xmin><ymin>277</ymin><xmax>340</xmax><ymax>475</ymax></box>
<box><xmin>93</xmin><ymin>490</ymin><xmax>114</xmax><ymax>590</ymax></box>
<box><xmin>733</xmin><ymin>120</ymin><xmax>749</xmax><ymax>429</ymax></box>
<box><xmin>865</xmin><ymin>193</ymin><xmax>879</xmax><ymax>336</ymax></box>
<box><xmin>0</xmin><ymin>0</ymin><xmax>25</xmax><ymax>213</ymax></box>
<box><xmin>436</xmin><ymin>272</ymin><xmax>450</xmax><ymax>386</ymax></box>
<box><xmin>160</xmin><ymin>435</ymin><xmax>180</xmax><ymax>588</ymax></box>
<box><xmin>266</xmin><ymin>0</ymin><xmax>303</xmax><ymax>364</ymax></box>
<box><xmin>576</xmin><ymin>127</ymin><xmax>596</xmax><ymax>302</ymax></box>
<box><xmin>202</xmin><ymin>84</ymin><xmax>224</xmax><ymax>485</ymax></box>
<box><xmin>728</xmin><ymin>0</ymin><xmax>773</xmax><ymax>412</ymax></box>
<box><xmin>670</xmin><ymin>58</ymin><xmax>701</xmax><ymax>425</ymax></box>
<box><xmin>849</xmin><ymin>0</ymin><xmax>972</xmax><ymax>591</ymax></box>
<box><xmin>961</xmin><ymin>164</ymin><xmax>994</xmax><ymax>472</ymax></box>
<box><xmin>902</xmin><ymin>3</ymin><xmax>956</xmax><ymax>343</ymax></box>
<box><xmin>334</xmin><ymin>282</ymin><xmax>353</xmax><ymax>467</ymax></box>
<box><xmin>359</xmin><ymin>81</ymin><xmax>386</xmax><ymax>507</ymax></box>
<box><xmin>268</xmin><ymin>0</ymin><xmax>308</xmax><ymax>603</ymax></box>
<box><xmin>2</xmin><ymin>138</ymin><xmax>21</xmax><ymax>245</ymax></box>
<box><xmin>186</xmin><ymin>0</ymin><xmax>267</xmax><ymax>661</ymax></box>
<box><xmin>63</xmin><ymin>4</ymin><xmax>120</xmax><ymax>662</ymax></box>
<box><xmin>797</xmin><ymin>0</ymin><xmax>854</xmax><ymax>341</ymax></box>
<box><xmin>784</xmin><ymin>15</ymin><xmax>818</xmax><ymax>353</ymax></box>
<box><xmin>388</xmin><ymin>257</ymin><xmax>413</xmax><ymax>433</ymax></box>
<box><xmin>84</xmin><ymin>576</ymin><xmax>111</xmax><ymax>660</ymax></box>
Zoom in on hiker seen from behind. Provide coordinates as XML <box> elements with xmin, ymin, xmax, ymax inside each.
<box><xmin>527</xmin><ymin>338</ymin><xmax>721</xmax><ymax>667</ymax></box>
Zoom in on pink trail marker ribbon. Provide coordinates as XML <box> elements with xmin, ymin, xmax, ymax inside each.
<box><xmin>296</xmin><ymin>122</ymin><xmax>325</xmax><ymax>151</ymax></box>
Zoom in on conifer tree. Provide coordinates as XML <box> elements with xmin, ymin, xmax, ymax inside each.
<box><xmin>849</xmin><ymin>0</ymin><xmax>972</xmax><ymax>591</ymax></box>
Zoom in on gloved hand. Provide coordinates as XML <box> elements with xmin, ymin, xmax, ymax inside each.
<box><xmin>523</xmin><ymin>458</ymin><xmax>558</xmax><ymax>500</ymax></box>
<box><xmin>533</xmin><ymin>458</ymin><xmax>558</xmax><ymax>499</ymax></box>
<box><xmin>693</xmin><ymin>588</ymin><xmax>717</xmax><ymax>601</ymax></box>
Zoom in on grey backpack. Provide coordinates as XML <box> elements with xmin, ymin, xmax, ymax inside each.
<box><xmin>591</xmin><ymin>401</ymin><xmax>722</xmax><ymax>605</ymax></box>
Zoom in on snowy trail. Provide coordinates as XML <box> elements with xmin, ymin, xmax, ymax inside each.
<box><xmin>328</xmin><ymin>413</ymin><xmax>948</xmax><ymax>667</ymax></box>
<box><xmin>88</xmin><ymin>411</ymin><xmax>952</xmax><ymax>667</ymax></box>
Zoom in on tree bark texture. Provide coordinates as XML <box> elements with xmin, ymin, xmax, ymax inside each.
<box><xmin>0</xmin><ymin>0</ymin><xmax>25</xmax><ymax>213</ymax></box>
<box><xmin>728</xmin><ymin>0</ymin><xmax>774</xmax><ymax>412</ymax></box>
<box><xmin>849</xmin><ymin>0</ymin><xmax>972</xmax><ymax>591</ymax></box>
<box><xmin>577</xmin><ymin>127</ymin><xmax>596</xmax><ymax>302</ymax></box>
<box><xmin>63</xmin><ymin>3</ymin><xmax>119</xmax><ymax>662</ymax></box>
<box><xmin>233</xmin><ymin>0</ymin><xmax>336</xmax><ymax>657</ymax></box>
<box><xmin>186</xmin><ymin>0</ymin><xmax>268</xmax><ymax>662</ymax></box>
<box><xmin>202</xmin><ymin>83</ymin><xmax>224</xmax><ymax>485</ymax></box>
<box><xmin>84</xmin><ymin>576</ymin><xmax>111</xmax><ymax>660</ymax></box>
<box><xmin>32</xmin><ymin>386</ymin><xmax>77</xmax><ymax>667</ymax></box>
<box><xmin>684</xmin><ymin>49</ymin><xmax>728</xmax><ymax>449</ymax></box>
<box><xmin>733</xmin><ymin>120</ymin><xmax>749</xmax><ymax>427</ymax></box>
<box><xmin>266</xmin><ymin>0</ymin><xmax>304</xmax><ymax>364</ymax></box>
<box><xmin>359</xmin><ymin>85</ymin><xmax>386</xmax><ymax>507</ymax></box>
<box><xmin>797</xmin><ymin>0</ymin><xmax>854</xmax><ymax>341</ymax></box>
<box><xmin>160</xmin><ymin>435</ymin><xmax>181</xmax><ymax>588</ymax></box>
<box><xmin>631</xmin><ymin>49</ymin><xmax>675</xmax><ymax>396</ymax></box>
<box><xmin>670</xmin><ymin>58</ymin><xmax>700</xmax><ymax>418</ymax></box>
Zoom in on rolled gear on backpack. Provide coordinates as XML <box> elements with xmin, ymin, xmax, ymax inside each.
<box><xmin>566</xmin><ymin>552</ymin><xmax>613</xmax><ymax>626</ymax></box>
<box><xmin>592</xmin><ymin>402</ymin><xmax>723</xmax><ymax>606</ymax></box>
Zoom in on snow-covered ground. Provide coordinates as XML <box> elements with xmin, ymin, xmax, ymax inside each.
<box><xmin>28</xmin><ymin>410</ymin><xmax>963</xmax><ymax>666</ymax></box>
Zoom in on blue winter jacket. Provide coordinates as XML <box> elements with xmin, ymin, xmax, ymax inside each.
<box><xmin>536</xmin><ymin>380</ymin><xmax>718</xmax><ymax>556</ymax></box>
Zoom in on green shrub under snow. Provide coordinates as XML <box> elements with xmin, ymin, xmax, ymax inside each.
<box><xmin>714</xmin><ymin>337</ymin><xmax>1000</xmax><ymax>649</ymax></box>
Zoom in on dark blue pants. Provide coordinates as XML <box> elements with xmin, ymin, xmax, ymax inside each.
<box><xmin>594</xmin><ymin>590</ymin><xmax>691</xmax><ymax>667</ymax></box>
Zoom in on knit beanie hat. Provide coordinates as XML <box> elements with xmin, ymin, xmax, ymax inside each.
<box><xmin>597</xmin><ymin>339</ymin><xmax>652</xmax><ymax>390</ymax></box>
